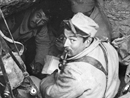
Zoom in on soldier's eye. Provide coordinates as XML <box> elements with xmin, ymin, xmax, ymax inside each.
<box><xmin>37</xmin><ymin>12</ymin><xmax>41</xmax><ymax>18</ymax></box>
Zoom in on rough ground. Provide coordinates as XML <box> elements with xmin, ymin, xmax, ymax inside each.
<box><xmin>104</xmin><ymin>0</ymin><xmax>130</xmax><ymax>39</ymax></box>
<box><xmin>0</xmin><ymin>0</ymin><xmax>38</xmax><ymax>17</ymax></box>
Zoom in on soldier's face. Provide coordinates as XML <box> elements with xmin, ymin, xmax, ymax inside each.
<box><xmin>29</xmin><ymin>9</ymin><xmax>48</xmax><ymax>28</ymax></box>
<box><xmin>64</xmin><ymin>29</ymin><xmax>86</xmax><ymax>57</ymax></box>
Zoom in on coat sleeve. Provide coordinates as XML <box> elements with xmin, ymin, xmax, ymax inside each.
<box><xmin>40</xmin><ymin>62</ymin><xmax>99</xmax><ymax>98</ymax></box>
<box><xmin>35</xmin><ymin>25</ymin><xmax>50</xmax><ymax>65</ymax></box>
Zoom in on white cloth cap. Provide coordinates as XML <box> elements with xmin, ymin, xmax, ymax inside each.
<box><xmin>71</xmin><ymin>12</ymin><xmax>99</xmax><ymax>37</ymax></box>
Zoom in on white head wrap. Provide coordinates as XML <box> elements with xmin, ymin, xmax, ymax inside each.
<box><xmin>71</xmin><ymin>12</ymin><xmax>99</xmax><ymax>37</ymax></box>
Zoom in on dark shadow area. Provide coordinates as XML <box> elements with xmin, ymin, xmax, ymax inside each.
<box><xmin>24</xmin><ymin>37</ymin><xmax>36</xmax><ymax>75</ymax></box>
<box><xmin>115</xmin><ymin>63</ymin><xmax>127</xmax><ymax>97</ymax></box>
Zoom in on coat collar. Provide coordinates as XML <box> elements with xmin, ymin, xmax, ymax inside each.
<box><xmin>19</xmin><ymin>10</ymin><xmax>37</xmax><ymax>34</ymax></box>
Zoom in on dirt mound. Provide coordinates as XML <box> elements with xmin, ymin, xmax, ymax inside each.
<box><xmin>0</xmin><ymin>0</ymin><xmax>39</xmax><ymax>17</ymax></box>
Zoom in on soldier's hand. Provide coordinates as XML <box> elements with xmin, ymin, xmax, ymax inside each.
<box><xmin>31</xmin><ymin>62</ymin><xmax>43</xmax><ymax>75</ymax></box>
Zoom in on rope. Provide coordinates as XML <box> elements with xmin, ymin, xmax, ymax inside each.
<box><xmin>0</xmin><ymin>30</ymin><xmax>24</xmax><ymax>55</ymax></box>
<box><xmin>0</xmin><ymin>8</ymin><xmax>22</xmax><ymax>55</ymax></box>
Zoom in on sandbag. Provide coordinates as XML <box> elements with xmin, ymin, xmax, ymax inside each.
<box><xmin>112</xmin><ymin>35</ymin><xmax>130</xmax><ymax>65</ymax></box>
<box><xmin>0</xmin><ymin>52</ymin><xmax>24</xmax><ymax>89</ymax></box>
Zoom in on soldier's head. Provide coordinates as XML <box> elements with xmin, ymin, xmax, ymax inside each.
<box><xmin>28</xmin><ymin>1</ymin><xmax>52</xmax><ymax>28</ymax></box>
<box><xmin>29</xmin><ymin>9</ymin><xmax>48</xmax><ymax>28</ymax></box>
<box><xmin>63</xmin><ymin>13</ymin><xmax>99</xmax><ymax>57</ymax></box>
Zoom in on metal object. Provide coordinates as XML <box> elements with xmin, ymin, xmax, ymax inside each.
<box><xmin>120</xmin><ymin>81</ymin><xmax>130</xmax><ymax>96</ymax></box>
<box><xmin>58</xmin><ymin>49</ymin><xmax>68</xmax><ymax>72</ymax></box>
<box><xmin>30</xmin><ymin>86</ymin><xmax>37</xmax><ymax>96</ymax></box>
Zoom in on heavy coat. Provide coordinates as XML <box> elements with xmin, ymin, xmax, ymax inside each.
<box><xmin>40</xmin><ymin>38</ymin><xmax>120</xmax><ymax>98</ymax></box>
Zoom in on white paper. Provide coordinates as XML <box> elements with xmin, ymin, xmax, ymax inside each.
<box><xmin>42</xmin><ymin>55</ymin><xmax>60</xmax><ymax>74</ymax></box>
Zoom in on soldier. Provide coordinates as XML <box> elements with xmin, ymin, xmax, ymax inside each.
<box><xmin>0</xmin><ymin>3</ymin><xmax>50</xmax><ymax>75</ymax></box>
<box><xmin>40</xmin><ymin>13</ymin><xmax>120</xmax><ymax>98</ymax></box>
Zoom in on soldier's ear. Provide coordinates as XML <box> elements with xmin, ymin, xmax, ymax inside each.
<box><xmin>84</xmin><ymin>37</ymin><xmax>92</xmax><ymax>46</ymax></box>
